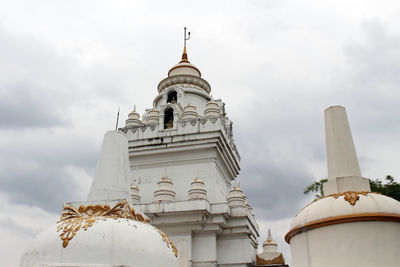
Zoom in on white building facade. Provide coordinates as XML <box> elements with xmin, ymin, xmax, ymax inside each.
<box><xmin>122</xmin><ymin>47</ymin><xmax>260</xmax><ymax>267</ymax></box>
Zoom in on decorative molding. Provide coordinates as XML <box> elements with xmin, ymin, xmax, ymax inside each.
<box><xmin>190</xmin><ymin>119</ymin><xmax>197</xmax><ymax>126</ymax></box>
<box><xmin>140</xmin><ymin>126</ymin><xmax>147</xmax><ymax>132</ymax></box>
<box><xmin>167</xmin><ymin>63</ymin><xmax>201</xmax><ymax>77</ymax></box>
<box><xmin>285</xmin><ymin>212</ymin><xmax>400</xmax><ymax>244</ymax></box>
<box><xmin>56</xmin><ymin>201</ymin><xmax>178</xmax><ymax>257</ymax></box>
<box><xmin>57</xmin><ymin>201</ymin><xmax>148</xmax><ymax>248</ymax></box>
<box><xmin>256</xmin><ymin>254</ymin><xmax>285</xmax><ymax>265</ymax></box>
<box><xmin>152</xmin><ymin>226</ymin><xmax>178</xmax><ymax>257</ymax></box>
<box><xmin>210</xmin><ymin>118</ymin><xmax>218</xmax><ymax>124</ymax></box>
<box><xmin>327</xmin><ymin>191</ymin><xmax>370</xmax><ymax>206</ymax></box>
<box><xmin>157</xmin><ymin>74</ymin><xmax>211</xmax><ymax>93</ymax></box>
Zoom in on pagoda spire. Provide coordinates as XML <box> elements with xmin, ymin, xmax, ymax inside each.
<box><xmin>181</xmin><ymin>27</ymin><xmax>190</xmax><ymax>62</ymax></box>
<box><xmin>267</xmin><ymin>229</ymin><xmax>273</xmax><ymax>241</ymax></box>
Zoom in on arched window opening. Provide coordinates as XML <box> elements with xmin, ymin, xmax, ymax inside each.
<box><xmin>164</xmin><ymin>108</ymin><xmax>174</xmax><ymax>129</ymax></box>
<box><xmin>167</xmin><ymin>91</ymin><xmax>177</xmax><ymax>104</ymax></box>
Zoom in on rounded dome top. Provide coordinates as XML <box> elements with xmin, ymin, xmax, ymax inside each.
<box><xmin>286</xmin><ymin>191</ymin><xmax>400</xmax><ymax>243</ymax></box>
<box><xmin>168</xmin><ymin>46</ymin><xmax>201</xmax><ymax>77</ymax></box>
<box><xmin>20</xmin><ymin>201</ymin><xmax>177</xmax><ymax>267</ymax></box>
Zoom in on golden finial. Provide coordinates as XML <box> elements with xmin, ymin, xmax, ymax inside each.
<box><xmin>181</xmin><ymin>27</ymin><xmax>190</xmax><ymax>62</ymax></box>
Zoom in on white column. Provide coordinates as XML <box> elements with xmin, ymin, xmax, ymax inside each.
<box><xmin>325</xmin><ymin>105</ymin><xmax>361</xmax><ymax>179</ymax></box>
<box><xmin>323</xmin><ymin>106</ymin><xmax>370</xmax><ymax>194</ymax></box>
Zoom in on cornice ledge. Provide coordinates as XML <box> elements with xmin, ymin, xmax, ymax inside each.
<box><xmin>157</xmin><ymin>74</ymin><xmax>211</xmax><ymax>94</ymax></box>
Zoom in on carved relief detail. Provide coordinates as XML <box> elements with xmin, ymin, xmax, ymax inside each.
<box><xmin>56</xmin><ymin>200</ymin><xmax>177</xmax><ymax>257</ymax></box>
<box><xmin>153</xmin><ymin>226</ymin><xmax>178</xmax><ymax>257</ymax></box>
<box><xmin>256</xmin><ymin>254</ymin><xmax>285</xmax><ymax>265</ymax></box>
<box><xmin>57</xmin><ymin>201</ymin><xmax>148</xmax><ymax>248</ymax></box>
<box><xmin>327</xmin><ymin>191</ymin><xmax>370</xmax><ymax>206</ymax></box>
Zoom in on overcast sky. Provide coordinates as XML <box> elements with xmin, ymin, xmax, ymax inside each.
<box><xmin>1</xmin><ymin>0</ymin><xmax>400</xmax><ymax>266</ymax></box>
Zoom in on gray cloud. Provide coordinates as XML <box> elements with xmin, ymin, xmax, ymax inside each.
<box><xmin>0</xmin><ymin>130</ymin><xmax>98</xmax><ymax>212</ymax></box>
<box><xmin>0</xmin><ymin>216</ymin><xmax>36</xmax><ymax>237</ymax></box>
<box><xmin>0</xmin><ymin>164</ymin><xmax>82</xmax><ymax>213</ymax></box>
<box><xmin>0</xmin><ymin>82</ymin><xmax>68</xmax><ymax>128</ymax></box>
<box><xmin>0</xmin><ymin>26</ymin><xmax>77</xmax><ymax>129</ymax></box>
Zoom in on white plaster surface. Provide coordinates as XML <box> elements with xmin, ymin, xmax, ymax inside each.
<box><xmin>20</xmin><ymin>218</ymin><xmax>176</xmax><ymax>267</ymax></box>
<box><xmin>289</xmin><ymin>193</ymin><xmax>400</xmax><ymax>267</ymax></box>
<box><xmin>290</xmin><ymin>192</ymin><xmax>400</xmax><ymax>228</ymax></box>
<box><xmin>169</xmin><ymin>61</ymin><xmax>201</xmax><ymax>77</ymax></box>
<box><xmin>121</xmin><ymin>54</ymin><xmax>259</xmax><ymax>267</ymax></box>
<box><xmin>134</xmin><ymin>198</ymin><xmax>259</xmax><ymax>267</ymax></box>
<box><xmin>290</xmin><ymin>221</ymin><xmax>400</xmax><ymax>267</ymax></box>
<box><xmin>87</xmin><ymin>131</ymin><xmax>131</xmax><ymax>201</ymax></box>
<box><xmin>323</xmin><ymin>175</ymin><xmax>371</xmax><ymax>195</ymax></box>
<box><xmin>324</xmin><ymin>105</ymin><xmax>361</xmax><ymax>180</ymax></box>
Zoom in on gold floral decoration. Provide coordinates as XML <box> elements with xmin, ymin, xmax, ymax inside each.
<box><xmin>256</xmin><ymin>254</ymin><xmax>285</xmax><ymax>265</ymax></box>
<box><xmin>153</xmin><ymin>226</ymin><xmax>178</xmax><ymax>257</ymax></box>
<box><xmin>327</xmin><ymin>191</ymin><xmax>370</xmax><ymax>206</ymax></box>
<box><xmin>56</xmin><ymin>200</ymin><xmax>178</xmax><ymax>256</ymax></box>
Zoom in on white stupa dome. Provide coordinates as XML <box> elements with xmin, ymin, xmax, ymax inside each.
<box><xmin>286</xmin><ymin>191</ymin><xmax>400</xmax><ymax>243</ymax></box>
<box><xmin>20</xmin><ymin>201</ymin><xmax>177</xmax><ymax>267</ymax></box>
<box><xmin>287</xmin><ymin>106</ymin><xmax>400</xmax><ymax>267</ymax></box>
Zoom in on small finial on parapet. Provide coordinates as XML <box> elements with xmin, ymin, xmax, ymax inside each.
<box><xmin>130</xmin><ymin>184</ymin><xmax>141</xmax><ymax>204</ymax></box>
<box><xmin>257</xmin><ymin>229</ymin><xmax>285</xmax><ymax>265</ymax></box>
<box><xmin>323</xmin><ymin>105</ymin><xmax>371</xmax><ymax>194</ymax></box>
<box><xmin>267</xmin><ymin>229</ymin><xmax>272</xmax><ymax>242</ymax></box>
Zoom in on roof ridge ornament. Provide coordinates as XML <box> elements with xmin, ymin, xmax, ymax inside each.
<box><xmin>181</xmin><ymin>27</ymin><xmax>190</xmax><ymax>62</ymax></box>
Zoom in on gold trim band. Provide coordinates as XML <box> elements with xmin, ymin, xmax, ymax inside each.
<box><xmin>285</xmin><ymin>212</ymin><xmax>400</xmax><ymax>244</ymax></box>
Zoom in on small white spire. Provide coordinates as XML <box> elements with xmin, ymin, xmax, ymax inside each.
<box><xmin>267</xmin><ymin>229</ymin><xmax>272</xmax><ymax>241</ymax></box>
<box><xmin>130</xmin><ymin>184</ymin><xmax>141</xmax><ymax>204</ymax></box>
<box><xmin>182</xmin><ymin>103</ymin><xmax>198</xmax><ymax>119</ymax></box>
<box><xmin>188</xmin><ymin>178</ymin><xmax>208</xmax><ymax>200</ymax></box>
<box><xmin>153</xmin><ymin>177</ymin><xmax>176</xmax><ymax>203</ymax></box>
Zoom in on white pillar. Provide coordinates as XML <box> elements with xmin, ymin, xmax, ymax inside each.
<box><xmin>325</xmin><ymin>105</ymin><xmax>361</xmax><ymax>179</ymax></box>
<box><xmin>323</xmin><ymin>106</ymin><xmax>370</xmax><ymax>194</ymax></box>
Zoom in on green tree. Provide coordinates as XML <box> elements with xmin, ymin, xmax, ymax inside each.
<box><xmin>369</xmin><ymin>175</ymin><xmax>400</xmax><ymax>201</ymax></box>
<box><xmin>304</xmin><ymin>175</ymin><xmax>400</xmax><ymax>201</ymax></box>
<box><xmin>303</xmin><ymin>179</ymin><xmax>328</xmax><ymax>199</ymax></box>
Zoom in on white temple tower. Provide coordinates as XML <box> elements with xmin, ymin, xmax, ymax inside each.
<box><xmin>122</xmin><ymin>39</ymin><xmax>259</xmax><ymax>266</ymax></box>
